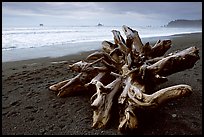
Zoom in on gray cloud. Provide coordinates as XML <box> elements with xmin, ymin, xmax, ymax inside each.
<box><xmin>2</xmin><ymin>2</ymin><xmax>202</xmax><ymax>27</ymax></box>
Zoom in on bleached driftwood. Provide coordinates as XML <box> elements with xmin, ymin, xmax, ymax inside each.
<box><xmin>49</xmin><ymin>25</ymin><xmax>199</xmax><ymax>132</ymax></box>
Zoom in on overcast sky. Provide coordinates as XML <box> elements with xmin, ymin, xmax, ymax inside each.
<box><xmin>2</xmin><ymin>2</ymin><xmax>202</xmax><ymax>27</ymax></box>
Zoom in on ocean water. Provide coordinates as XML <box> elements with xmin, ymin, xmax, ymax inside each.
<box><xmin>2</xmin><ymin>25</ymin><xmax>202</xmax><ymax>62</ymax></box>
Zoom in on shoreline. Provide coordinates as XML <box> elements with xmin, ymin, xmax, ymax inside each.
<box><xmin>2</xmin><ymin>41</ymin><xmax>103</xmax><ymax>63</ymax></box>
<box><xmin>2</xmin><ymin>32</ymin><xmax>202</xmax><ymax>135</ymax></box>
<box><xmin>2</xmin><ymin>32</ymin><xmax>202</xmax><ymax>63</ymax></box>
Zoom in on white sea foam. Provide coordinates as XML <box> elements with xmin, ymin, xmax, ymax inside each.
<box><xmin>2</xmin><ymin>25</ymin><xmax>202</xmax><ymax>62</ymax></box>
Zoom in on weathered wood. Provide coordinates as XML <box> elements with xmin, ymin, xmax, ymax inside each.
<box><xmin>150</xmin><ymin>40</ymin><xmax>172</xmax><ymax>58</ymax></box>
<box><xmin>146</xmin><ymin>46</ymin><xmax>200</xmax><ymax>77</ymax></box>
<box><xmin>49</xmin><ymin>25</ymin><xmax>199</xmax><ymax>132</ymax></box>
<box><xmin>122</xmin><ymin>25</ymin><xmax>144</xmax><ymax>54</ymax></box>
<box><xmin>102</xmin><ymin>40</ymin><xmax>118</xmax><ymax>54</ymax></box>
<box><xmin>91</xmin><ymin>76</ymin><xmax>122</xmax><ymax>128</ymax></box>
<box><xmin>117</xmin><ymin>84</ymin><xmax>192</xmax><ymax>131</ymax></box>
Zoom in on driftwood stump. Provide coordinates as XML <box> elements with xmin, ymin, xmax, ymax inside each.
<box><xmin>49</xmin><ymin>25</ymin><xmax>199</xmax><ymax>132</ymax></box>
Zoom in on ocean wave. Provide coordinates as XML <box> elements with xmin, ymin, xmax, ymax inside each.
<box><xmin>2</xmin><ymin>26</ymin><xmax>202</xmax><ymax>51</ymax></box>
<box><xmin>2</xmin><ymin>46</ymin><xmax>17</xmax><ymax>50</ymax></box>
<box><xmin>2</xmin><ymin>39</ymin><xmax>104</xmax><ymax>51</ymax></box>
<box><xmin>2</xmin><ymin>30</ymin><xmax>90</xmax><ymax>35</ymax></box>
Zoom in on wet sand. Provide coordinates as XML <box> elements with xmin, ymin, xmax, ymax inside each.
<box><xmin>2</xmin><ymin>32</ymin><xmax>202</xmax><ymax>135</ymax></box>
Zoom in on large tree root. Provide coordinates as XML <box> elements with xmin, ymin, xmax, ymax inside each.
<box><xmin>49</xmin><ymin>25</ymin><xmax>199</xmax><ymax>132</ymax></box>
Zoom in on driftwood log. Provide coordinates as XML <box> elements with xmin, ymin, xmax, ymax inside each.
<box><xmin>49</xmin><ymin>25</ymin><xmax>199</xmax><ymax>132</ymax></box>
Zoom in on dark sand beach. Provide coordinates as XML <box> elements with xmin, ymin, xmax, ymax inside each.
<box><xmin>2</xmin><ymin>33</ymin><xmax>202</xmax><ymax>135</ymax></box>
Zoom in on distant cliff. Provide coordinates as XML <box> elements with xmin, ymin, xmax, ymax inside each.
<box><xmin>166</xmin><ymin>19</ymin><xmax>202</xmax><ymax>28</ymax></box>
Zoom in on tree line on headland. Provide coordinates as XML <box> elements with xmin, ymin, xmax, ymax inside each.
<box><xmin>166</xmin><ymin>19</ymin><xmax>202</xmax><ymax>28</ymax></box>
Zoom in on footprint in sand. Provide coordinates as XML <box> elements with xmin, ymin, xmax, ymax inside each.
<box><xmin>22</xmin><ymin>65</ymin><xmax>27</xmax><ymax>69</ymax></box>
<box><xmin>6</xmin><ymin>110</ymin><xmax>20</xmax><ymax>117</ymax></box>
<box><xmin>24</xmin><ymin>105</ymin><xmax>38</xmax><ymax>113</ymax></box>
<box><xmin>25</xmin><ymin>116</ymin><xmax>35</xmax><ymax>122</ymax></box>
<box><xmin>26</xmin><ymin>91</ymin><xmax>40</xmax><ymax>98</ymax></box>
<box><xmin>9</xmin><ymin>100</ymin><xmax>22</xmax><ymax>107</ymax></box>
<box><xmin>196</xmin><ymin>79</ymin><xmax>202</xmax><ymax>83</ymax></box>
<box><xmin>58</xmin><ymin>124</ymin><xmax>66</xmax><ymax>130</ymax></box>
